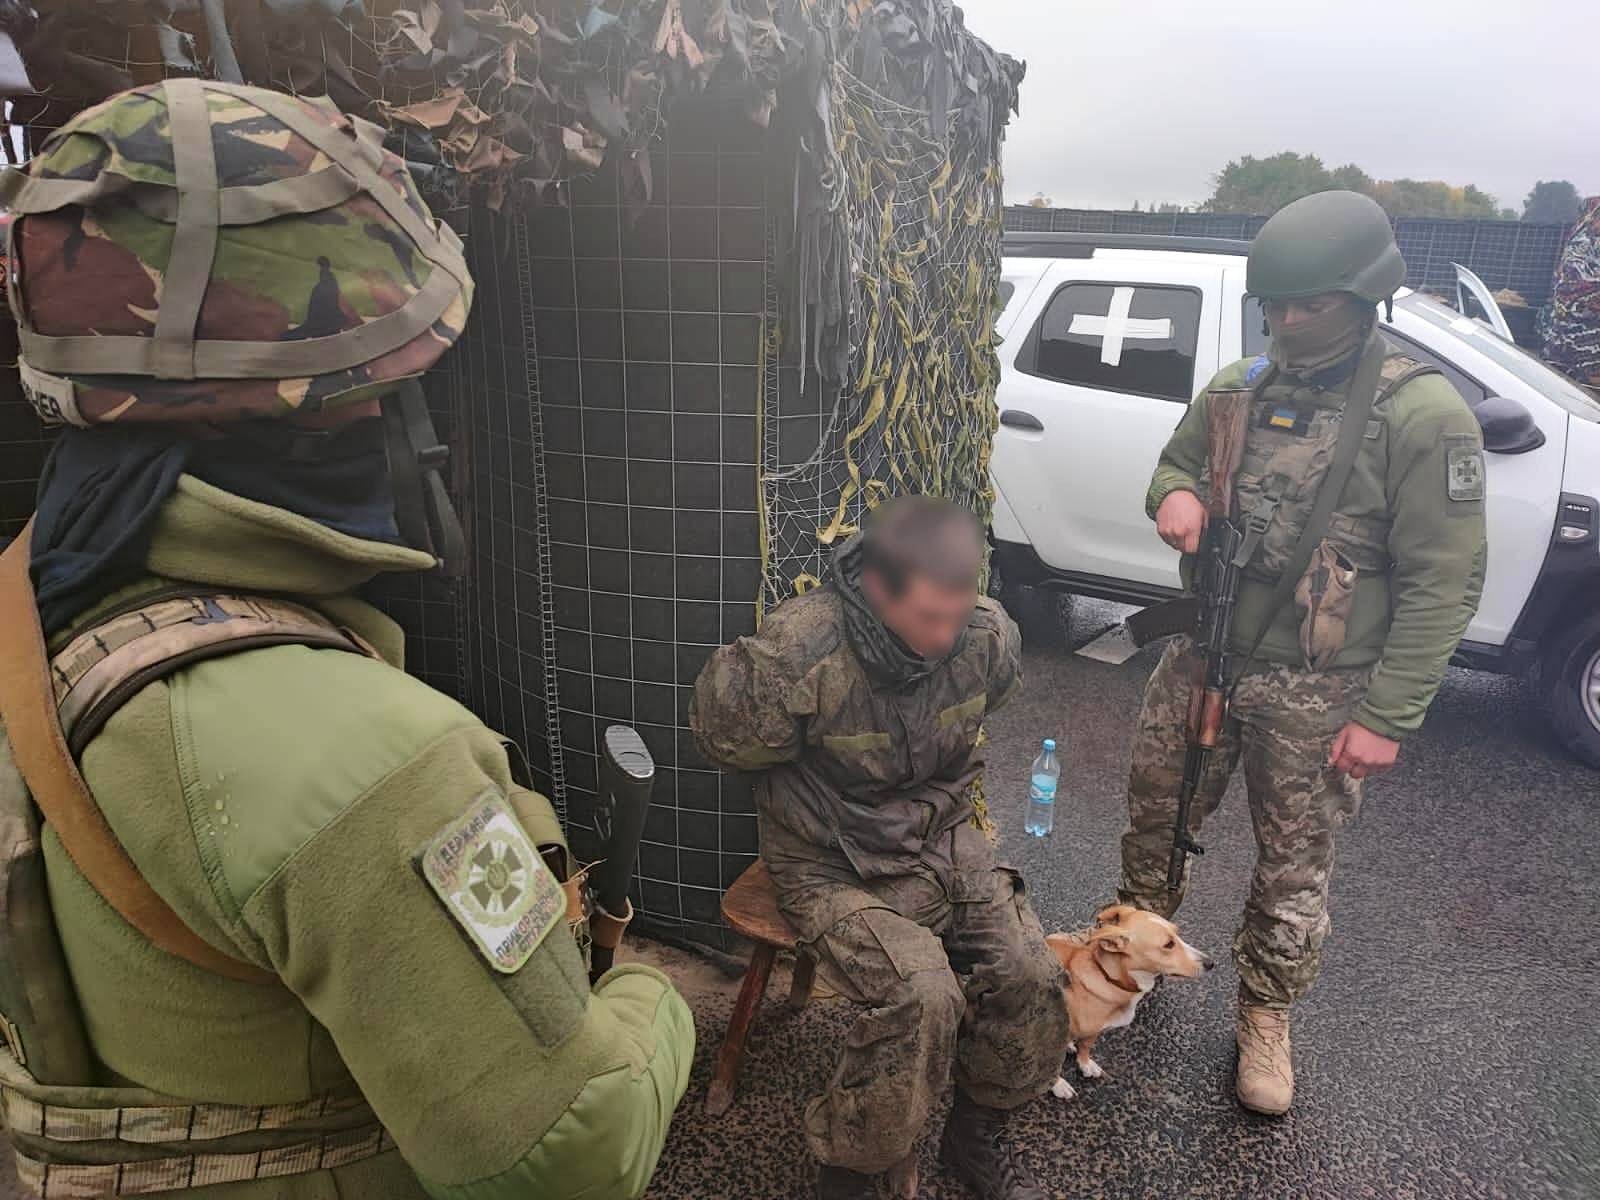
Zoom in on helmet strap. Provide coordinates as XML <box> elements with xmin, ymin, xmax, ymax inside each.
<box><xmin>382</xmin><ymin>381</ymin><xmax>467</xmax><ymax>577</ymax></box>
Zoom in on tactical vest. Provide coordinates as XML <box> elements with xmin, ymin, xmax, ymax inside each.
<box><xmin>1205</xmin><ymin>349</ymin><xmax>1439</xmax><ymax>584</ymax></box>
<box><xmin>0</xmin><ymin>534</ymin><xmax>406</xmax><ymax>1196</ymax></box>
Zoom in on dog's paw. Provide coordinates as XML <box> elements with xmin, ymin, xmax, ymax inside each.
<box><xmin>1077</xmin><ymin>1058</ymin><xmax>1106</xmax><ymax>1079</ymax></box>
<box><xmin>1050</xmin><ymin>1076</ymin><xmax>1077</xmax><ymax>1101</ymax></box>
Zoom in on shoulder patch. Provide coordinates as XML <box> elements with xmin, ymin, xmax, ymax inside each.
<box><xmin>1245</xmin><ymin>355</ymin><xmax>1270</xmax><ymax>384</ymax></box>
<box><xmin>1445</xmin><ymin>439</ymin><xmax>1486</xmax><ymax>502</ymax></box>
<box><xmin>420</xmin><ymin>791</ymin><xmax>564</xmax><ymax>974</ymax></box>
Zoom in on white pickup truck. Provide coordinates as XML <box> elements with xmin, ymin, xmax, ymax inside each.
<box><xmin>989</xmin><ymin>232</ymin><xmax>1600</xmax><ymax>768</ymax></box>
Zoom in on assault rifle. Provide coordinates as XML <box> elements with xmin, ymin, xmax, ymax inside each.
<box><xmin>1125</xmin><ymin>390</ymin><xmax>1254</xmax><ymax>892</ymax></box>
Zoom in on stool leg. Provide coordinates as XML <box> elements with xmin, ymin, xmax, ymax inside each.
<box><xmin>706</xmin><ymin>943</ymin><xmax>777</xmax><ymax>1116</ymax></box>
<box><xmin>787</xmin><ymin>951</ymin><xmax>816</xmax><ymax>1011</ymax></box>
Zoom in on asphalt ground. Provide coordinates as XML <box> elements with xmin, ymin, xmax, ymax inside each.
<box><xmin>648</xmin><ymin>597</ymin><xmax>1600</xmax><ymax>1200</ymax></box>
<box><xmin>1</xmin><ymin>598</ymin><xmax>1594</xmax><ymax>1198</ymax></box>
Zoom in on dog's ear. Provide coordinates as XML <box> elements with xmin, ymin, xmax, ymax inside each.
<box><xmin>1093</xmin><ymin>931</ymin><xmax>1130</xmax><ymax>954</ymax></box>
<box><xmin>1094</xmin><ymin>904</ymin><xmax>1126</xmax><ymax>926</ymax></box>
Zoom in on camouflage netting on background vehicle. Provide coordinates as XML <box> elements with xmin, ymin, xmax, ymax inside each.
<box><xmin>1543</xmin><ymin>197</ymin><xmax>1600</xmax><ymax>391</ymax></box>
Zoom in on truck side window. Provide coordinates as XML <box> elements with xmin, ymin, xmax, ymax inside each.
<box><xmin>1243</xmin><ymin>296</ymin><xmax>1269</xmax><ymax>358</ymax></box>
<box><xmin>1023</xmin><ymin>283</ymin><xmax>1202</xmax><ymax>403</ymax></box>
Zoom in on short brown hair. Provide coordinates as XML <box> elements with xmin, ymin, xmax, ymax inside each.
<box><xmin>860</xmin><ymin>495</ymin><xmax>983</xmax><ymax>595</ymax></box>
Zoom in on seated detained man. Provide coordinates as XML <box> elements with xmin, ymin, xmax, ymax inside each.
<box><xmin>691</xmin><ymin>497</ymin><xmax>1070</xmax><ymax>1200</ymax></box>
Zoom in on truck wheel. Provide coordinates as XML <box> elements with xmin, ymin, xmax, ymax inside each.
<box><xmin>1535</xmin><ymin>612</ymin><xmax>1600</xmax><ymax>769</ymax></box>
<box><xmin>986</xmin><ymin>559</ymin><xmax>1076</xmax><ymax>646</ymax></box>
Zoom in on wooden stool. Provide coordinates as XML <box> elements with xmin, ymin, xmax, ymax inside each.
<box><xmin>705</xmin><ymin>860</ymin><xmax>816</xmax><ymax>1116</ymax></box>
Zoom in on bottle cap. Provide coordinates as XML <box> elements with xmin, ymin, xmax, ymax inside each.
<box><xmin>1043</xmin><ymin>738</ymin><xmax>1056</xmax><ymax>752</ymax></box>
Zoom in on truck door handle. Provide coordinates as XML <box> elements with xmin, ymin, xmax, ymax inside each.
<box><xmin>1000</xmin><ymin>410</ymin><xmax>1044</xmax><ymax>431</ymax></box>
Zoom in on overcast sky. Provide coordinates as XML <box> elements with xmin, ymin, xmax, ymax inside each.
<box><xmin>957</xmin><ymin>0</ymin><xmax>1599</xmax><ymax>213</ymax></box>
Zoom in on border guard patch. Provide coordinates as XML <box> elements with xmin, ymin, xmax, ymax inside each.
<box><xmin>1446</xmin><ymin>441</ymin><xmax>1486</xmax><ymax>502</ymax></box>
<box><xmin>421</xmin><ymin>792</ymin><xmax>564</xmax><ymax>974</ymax></box>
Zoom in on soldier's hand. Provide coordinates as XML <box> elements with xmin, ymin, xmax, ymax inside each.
<box><xmin>1328</xmin><ymin>721</ymin><xmax>1399</xmax><ymax>779</ymax></box>
<box><xmin>1156</xmin><ymin>490</ymin><xmax>1208</xmax><ymax>554</ymax></box>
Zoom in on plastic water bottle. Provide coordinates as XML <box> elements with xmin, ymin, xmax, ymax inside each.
<box><xmin>1025</xmin><ymin>738</ymin><xmax>1059</xmax><ymax>838</ymax></box>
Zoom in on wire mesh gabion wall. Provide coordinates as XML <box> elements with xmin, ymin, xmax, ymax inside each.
<box><xmin>448</xmin><ymin>97</ymin><xmax>770</xmax><ymax>947</ymax></box>
<box><xmin>1004</xmin><ymin>205</ymin><xmax>1573</xmax><ymax>310</ymax></box>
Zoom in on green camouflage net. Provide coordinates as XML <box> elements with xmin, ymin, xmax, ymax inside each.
<box><xmin>758</xmin><ymin>63</ymin><xmax>1007</xmax><ymax>607</ymax></box>
<box><xmin>756</xmin><ymin>58</ymin><xmax>1013</xmax><ymax>837</ymax></box>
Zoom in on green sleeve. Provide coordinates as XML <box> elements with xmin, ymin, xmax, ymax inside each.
<box><xmin>239</xmin><ymin>725</ymin><xmax>694</xmax><ymax>1200</ymax></box>
<box><xmin>1145</xmin><ymin>380</ymin><xmax>1214</xmax><ymax>520</ymax></box>
<box><xmin>689</xmin><ymin>597</ymin><xmax>833</xmax><ymax>771</ymax></box>
<box><xmin>1355</xmin><ymin>377</ymin><xmax>1488</xmax><ymax>739</ymax></box>
<box><xmin>973</xmin><ymin>596</ymin><xmax>1023</xmax><ymax>714</ymax></box>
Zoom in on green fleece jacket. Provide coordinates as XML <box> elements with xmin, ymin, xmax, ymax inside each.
<box><xmin>29</xmin><ymin>475</ymin><xmax>693</xmax><ymax>1199</ymax></box>
<box><xmin>1146</xmin><ymin>352</ymin><xmax>1487</xmax><ymax>740</ymax></box>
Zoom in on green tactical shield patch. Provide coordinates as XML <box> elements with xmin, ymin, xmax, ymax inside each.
<box><xmin>1446</xmin><ymin>443</ymin><xmax>1486</xmax><ymax>502</ymax></box>
<box><xmin>421</xmin><ymin>792</ymin><xmax>563</xmax><ymax>974</ymax></box>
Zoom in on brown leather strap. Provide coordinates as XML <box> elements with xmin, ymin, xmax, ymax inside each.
<box><xmin>0</xmin><ymin>525</ymin><xmax>277</xmax><ymax>984</ymax></box>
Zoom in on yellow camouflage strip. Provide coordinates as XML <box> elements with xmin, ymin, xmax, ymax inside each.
<box><xmin>822</xmin><ymin>731</ymin><xmax>891</xmax><ymax>753</ymax></box>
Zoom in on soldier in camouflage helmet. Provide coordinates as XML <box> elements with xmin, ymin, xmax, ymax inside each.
<box><xmin>0</xmin><ymin>82</ymin><xmax>692</xmax><ymax>1199</ymax></box>
<box><xmin>691</xmin><ymin>497</ymin><xmax>1070</xmax><ymax>1200</ymax></box>
<box><xmin>1123</xmin><ymin>190</ymin><xmax>1487</xmax><ymax>1115</ymax></box>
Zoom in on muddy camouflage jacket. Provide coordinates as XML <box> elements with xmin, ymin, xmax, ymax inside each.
<box><xmin>690</xmin><ymin>536</ymin><xmax>1022</xmax><ymax>878</ymax></box>
<box><xmin>1147</xmin><ymin>341</ymin><xmax>1487</xmax><ymax>740</ymax></box>
<box><xmin>6</xmin><ymin>478</ymin><xmax>692</xmax><ymax>1200</ymax></box>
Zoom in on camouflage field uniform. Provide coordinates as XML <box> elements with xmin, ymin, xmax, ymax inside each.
<box><xmin>691</xmin><ymin>536</ymin><xmax>1070</xmax><ymax>1174</ymax></box>
<box><xmin>1123</xmin><ymin>343</ymin><xmax>1487</xmax><ymax>1007</ymax></box>
<box><xmin>1120</xmin><ymin>637</ymin><xmax>1370</xmax><ymax>1005</ymax></box>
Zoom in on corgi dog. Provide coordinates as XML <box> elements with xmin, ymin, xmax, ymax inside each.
<box><xmin>1044</xmin><ymin>904</ymin><xmax>1213</xmax><ymax>1099</ymax></box>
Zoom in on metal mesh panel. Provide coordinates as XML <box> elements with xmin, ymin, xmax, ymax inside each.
<box><xmin>451</xmin><ymin>100</ymin><xmax>769</xmax><ymax>947</ymax></box>
<box><xmin>0</xmin><ymin>321</ymin><xmax>49</xmax><ymax>542</ymax></box>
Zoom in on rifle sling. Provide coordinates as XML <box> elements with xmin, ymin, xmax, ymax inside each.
<box><xmin>1229</xmin><ymin>335</ymin><xmax>1386</xmax><ymax>690</ymax></box>
<box><xmin>0</xmin><ymin>525</ymin><xmax>277</xmax><ymax>984</ymax></box>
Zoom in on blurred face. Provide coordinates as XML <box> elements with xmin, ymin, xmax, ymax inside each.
<box><xmin>862</xmin><ymin>568</ymin><xmax>975</xmax><ymax>659</ymax></box>
<box><xmin>1264</xmin><ymin>292</ymin><xmax>1348</xmax><ymax>328</ymax></box>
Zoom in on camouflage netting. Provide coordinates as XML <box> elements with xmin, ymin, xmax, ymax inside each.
<box><xmin>1</xmin><ymin>0</ymin><xmax>1024</xmax><ymax>878</ymax></box>
<box><xmin>1543</xmin><ymin>197</ymin><xmax>1600</xmax><ymax>390</ymax></box>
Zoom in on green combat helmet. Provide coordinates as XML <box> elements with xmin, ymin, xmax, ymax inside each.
<box><xmin>2</xmin><ymin>80</ymin><xmax>473</xmax><ymax>431</ymax></box>
<box><xmin>1246</xmin><ymin>190</ymin><xmax>1406</xmax><ymax>304</ymax></box>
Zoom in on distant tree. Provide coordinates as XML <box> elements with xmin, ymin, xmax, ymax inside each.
<box><xmin>1154</xmin><ymin>202</ymin><xmax>1188</xmax><ymax>214</ymax></box>
<box><xmin>1329</xmin><ymin>163</ymin><xmax>1375</xmax><ymax>193</ymax></box>
<box><xmin>1370</xmin><ymin>179</ymin><xmax>1502</xmax><ymax>219</ymax></box>
<box><xmin>1523</xmin><ymin>180</ymin><xmax>1583</xmax><ymax>224</ymax></box>
<box><xmin>1205</xmin><ymin>152</ymin><xmax>1508</xmax><ymax>219</ymax></box>
<box><xmin>1206</xmin><ymin>152</ymin><xmax>1334</xmax><ymax>214</ymax></box>
<box><xmin>1027</xmin><ymin>191</ymin><xmax>1052</xmax><ymax>209</ymax></box>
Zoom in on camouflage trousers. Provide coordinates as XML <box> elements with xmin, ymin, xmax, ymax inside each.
<box><xmin>765</xmin><ymin>825</ymin><xmax>1070</xmax><ymax>1174</ymax></box>
<box><xmin>1119</xmin><ymin>638</ymin><xmax>1372</xmax><ymax>1009</ymax></box>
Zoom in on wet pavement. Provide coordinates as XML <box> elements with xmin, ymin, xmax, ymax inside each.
<box><xmin>0</xmin><ymin>601</ymin><xmax>1592</xmax><ymax>1199</ymax></box>
<box><xmin>648</xmin><ymin>598</ymin><xmax>1600</xmax><ymax>1200</ymax></box>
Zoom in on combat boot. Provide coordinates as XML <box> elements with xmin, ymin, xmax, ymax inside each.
<box><xmin>816</xmin><ymin>1164</ymin><xmax>881</xmax><ymax>1199</ymax></box>
<box><xmin>940</xmin><ymin>1093</ymin><xmax>1048</xmax><ymax>1200</ymax></box>
<box><xmin>1235</xmin><ymin>997</ymin><xmax>1294</xmax><ymax>1115</ymax></box>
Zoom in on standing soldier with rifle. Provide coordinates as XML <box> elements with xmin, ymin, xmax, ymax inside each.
<box><xmin>1119</xmin><ymin>191</ymin><xmax>1487</xmax><ymax>1116</ymax></box>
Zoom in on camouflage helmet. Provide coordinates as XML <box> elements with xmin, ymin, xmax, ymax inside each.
<box><xmin>2</xmin><ymin>80</ymin><xmax>474</xmax><ymax>430</ymax></box>
<box><xmin>1246</xmin><ymin>190</ymin><xmax>1406</xmax><ymax>305</ymax></box>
